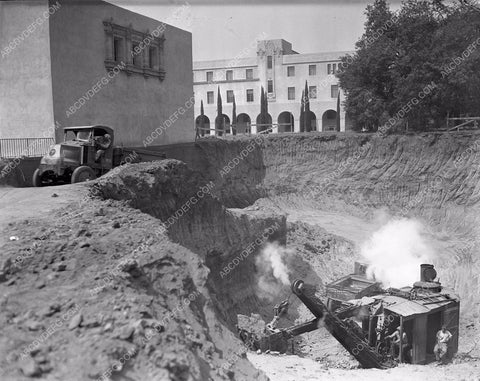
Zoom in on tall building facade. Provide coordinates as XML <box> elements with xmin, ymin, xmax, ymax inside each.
<box><xmin>0</xmin><ymin>0</ymin><xmax>194</xmax><ymax>148</ymax></box>
<box><xmin>193</xmin><ymin>39</ymin><xmax>352</xmax><ymax>134</ymax></box>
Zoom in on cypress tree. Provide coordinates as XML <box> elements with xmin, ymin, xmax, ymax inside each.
<box><xmin>259</xmin><ymin>86</ymin><xmax>266</xmax><ymax>133</ymax></box>
<box><xmin>300</xmin><ymin>89</ymin><xmax>305</xmax><ymax>133</ymax></box>
<box><xmin>200</xmin><ymin>100</ymin><xmax>205</xmax><ymax>136</ymax></box>
<box><xmin>216</xmin><ymin>86</ymin><xmax>223</xmax><ymax>136</ymax></box>
<box><xmin>304</xmin><ymin>81</ymin><xmax>311</xmax><ymax>132</ymax></box>
<box><xmin>336</xmin><ymin>92</ymin><xmax>341</xmax><ymax>132</ymax></box>
<box><xmin>232</xmin><ymin>94</ymin><xmax>237</xmax><ymax>136</ymax></box>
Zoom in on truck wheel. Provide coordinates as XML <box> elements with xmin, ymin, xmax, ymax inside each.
<box><xmin>32</xmin><ymin>169</ymin><xmax>43</xmax><ymax>187</ymax></box>
<box><xmin>71</xmin><ymin>166</ymin><xmax>96</xmax><ymax>184</ymax></box>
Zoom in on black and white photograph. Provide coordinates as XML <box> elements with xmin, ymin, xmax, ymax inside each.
<box><xmin>0</xmin><ymin>0</ymin><xmax>479</xmax><ymax>379</ymax></box>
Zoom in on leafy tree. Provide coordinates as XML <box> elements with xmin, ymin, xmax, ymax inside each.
<box><xmin>338</xmin><ymin>0</ymin><xmax>480</xmax><ymax>131</ymax></box>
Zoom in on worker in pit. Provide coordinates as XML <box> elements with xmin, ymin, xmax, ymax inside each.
<box><xmin>387</xmin><ymin>326</ymin><xmax>410</xmax><ymax>362</ymax></box>
<box><xmin>434</xmin><ymin>325</ymin><xmax>452</xmax><ymax>364</ymax></box>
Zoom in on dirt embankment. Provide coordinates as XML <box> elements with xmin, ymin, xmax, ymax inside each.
<box><xmin>187</xmin><ymin>133</ymin><xmax>480</xmax><ymax>324</ymax></box>
<box><xmin>92</xmin><ymin>160</ymin><xmax>304</xmax><ymax>329</ymax></box>
<box><xmin>194</xmin><ymin>132</ymin><xmax>480</xmax><ymax>213</ymax></box>
<box><xmin>0</xmin><ymin>161</ymin><xmax>270</xmax><ymax>381</ymax></box>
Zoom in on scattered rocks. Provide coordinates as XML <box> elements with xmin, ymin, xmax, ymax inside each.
<box><xmin>94</xmin><ymin>207</ymin><xmax>105</xmax><ymax>216</ymax></box>
<box><xmin>117</xmin><ymin>324</ymin><xmax>135</xmax><ymax>341</ymax></box>
<box><xmin>46</xmin><ymin>272</ymin><xmax>58</xmax><ymax>281</ymax></box>
<box><xmin>118</xmin><ymin>259</ymin><xmax>141</xmax><ymax>277</ymax></box>
<box><xmin>0</xmin><ymin>257</ymin><xmax>13</xmax><ymax>282</ymax></box>
<box><xmin>25</xmin><ymin>320</ymin><xmax>43</xmax><ymax>331</ymax></box>
<box><xmin>83</xmin><ymin>315</ymin><xmax>101</xmax><ymax>328</ymax></box>
<box><xmin>38</xmin><ymin>303</ymin><xmax>61</xmax><ymax>318</ymax></box>
<box><xmin>103</xmin><ymin>322</ymin><xmax>114</xmax><ymax>332</ymax></box>
<box><xmin>52</xmin><ymin>262</ymin><xmax>67</xmax><ymax>272</ymax></box>
<box><xmin>20</xmin><ymin>357</ymin><xmax>42</xmax><ymax>377</ymax></box>
<box><xmin>69</xmin><ymin>312</ymin><xmax>83</xmax><ymax>330</ymax></box>
<box><xmin>112</xmin><ymin>221</ymin><xmax>121</xmax><ymax>229</ymax></box>
<box><xmin>51</xmin><ymin>193</ymin><xmax>58</xmax><ymax>198</ymax></box>
<box><xmin>76</xmin><ymin>228</ymin><xmax>92</xmax><ymax>238</ymax></box>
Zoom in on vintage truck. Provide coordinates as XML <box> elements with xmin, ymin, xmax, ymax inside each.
<box><xmin>32</xmin><ymin>125</ymin><xmax>164</xmax><ymax>186</ymax></box>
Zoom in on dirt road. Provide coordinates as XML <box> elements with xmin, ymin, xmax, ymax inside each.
<box><xmin>248</xmin><ymin>353</ymin><xmax>480</xmax><ymax>381</ymax></box>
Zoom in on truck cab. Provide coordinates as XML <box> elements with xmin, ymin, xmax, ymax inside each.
<box><xmin>33</xmin><ymin>125</ymin><xmax>115</xmax><ymax>186</ymax></box>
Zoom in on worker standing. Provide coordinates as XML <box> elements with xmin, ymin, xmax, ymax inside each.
<box><xmin>434</xmin><ymin>325</ymin><xmax>452</xmax><ymax>364</ymax></box>
<box><xmin>387</xmin><ymin>326</ymin><xmax>409</xmax><ymax>361</ymax></box>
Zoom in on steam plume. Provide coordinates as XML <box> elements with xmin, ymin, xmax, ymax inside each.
<box><xmin>361</xmin><ymin>218</ymin><xmax>433</xmax><ymax>288</ymax></box>
<box><xmin>256</xmin><ymin>242</ymin><xmax>291</xmax><ymax>298</ymax></box>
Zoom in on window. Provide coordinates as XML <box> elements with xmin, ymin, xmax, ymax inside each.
<box><xmin>288</xmin><ymin>87</ymin><xmax>295</xmax><ymax>100</ymax></box>
<box><xmin>287</xmin><ymin>66</ymin><xmax>295</xmax><ymax>77</ymax></box>
<box><xmin>226</xmin><ymin>90</ymin><xmax>234</xmax><ymax>103</ymax></box>
<box><xmin>104</xmin><ymin>20</ymin><xmax>165</xmax><ymax>80</ymax></box>
<box><xmin>246</xmin><ymin>89</ymin><xmax>254</xmax><ymax>102</ymax></box>
<box><xmin>328</xmin><ymin>63</ymin><xmax>338</xmax><ymax>75</ymax></box>
<box><xmin>309</xmin><ymin>64</ymin><xmax>316</xmax><ymax>76</ymax></box>
<box><xmin>267</xmin><ymin>80</ymin><xmax>274</xmax><ymax>93</ymax></box>
<box><xmin>267</xmin><ymin>55</ymin><xmax>273</xmax><ymax>69</ymax></box>
<box><xmin>206</xmin><ymin>71</ymin><xmax>213</xmax><ymax>83</ymax></box>
<box><xmin>113</xmin><ymin>37</ymin><xmax>124</xmax><ymax>62</ymax></box>
<box><xmin>246</xmin><ymin>68</ymin><xmax>253</xmax><ymax>80</ymax></box>
<box><xmin>226</xmin><ymin>70</ymin><xmax>233</xmax><ymax>81</ymax></box>
<box><xmin>149</xmin><ymin>47</ymin><xmax>158</xmax><ymax>69</ymax></box>
<box><xmin>309</xmin><ymin>86</ymin><xmax>317</xmax><ymax>99</ymax></box>
<box><xmin>331</xmin><ymin>85</ymin><xmax>339</xmax><ymax>98</ymax></box>
<box><xmin>207</xmin><ymin>91</ymin><xmax>214</xmax><ymax>104</ymax></box>
<box><xmin>131</xmin><ymin>43</ymin><xmax>141</xmax><ymax>66</ymax></box>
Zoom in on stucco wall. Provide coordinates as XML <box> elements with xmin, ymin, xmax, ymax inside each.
<box><xmin>193</xmin><ymin>43</ymin><xmax>348</xmax><ymax>133</ymax></box>
<box><xmin>48</xmin><ymin>0</ymin><xmax>194</xmax><ymax>146</ymax></box>
<box><xmin>194</xmin><ymin>78</ymin><xmax>344</xmax><ymax>133</ymax></box>
<box><xmin>0</xmin><ymin>0</ymin><xmax>56</xmax><ymax>139</ymax></box>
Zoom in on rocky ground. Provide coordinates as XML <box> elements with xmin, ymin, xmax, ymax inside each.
<box><xmin>0</xmin><ymin>176</ymin><xmax>266</xmax><ymax>381</ymax></box>
<box><xmin>247</xmin><ymin>352</ymin><xmax>480</xmax><ymax>381</ymax></box>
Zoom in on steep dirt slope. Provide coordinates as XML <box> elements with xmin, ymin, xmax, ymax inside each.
<box><xmin>191</xmin><ymin>132</ymin><xmax>480</xmax><ymax>325</ymax></box>
<box><xmin>91</xmin><ymin>160</ymin><xmax>325</xmax><ymax>330</ymax></box>
<box><xmin>0</xmin><ymin>164</ymin><xmax>268</xmax><ymax>381</ymax></box>
<box><xmin>256</xmin><ymin>132</ymin><xmax>480</xmax><ymax>326</ymax></box>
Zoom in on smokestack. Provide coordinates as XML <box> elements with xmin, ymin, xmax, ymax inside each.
<box><xmin>420</xmin><ymin>264</ymin><xmax>437</xmax><ymax>282</ymax></box>
<box><xmin>414</xmin><ymin>264</ymin><xmax>441</xmax><ymax>293</ymax></box>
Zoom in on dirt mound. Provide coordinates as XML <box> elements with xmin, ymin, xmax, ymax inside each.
<box><xmin>0</xmin><ymin>161</ymin><xmax>268</xmax><ymax>381</ymax></box>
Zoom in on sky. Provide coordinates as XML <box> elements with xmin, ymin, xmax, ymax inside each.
<box><xmin>110</xmin><ymin>0</ymin><xmax>402</xmax><ymax>61</ymax></box>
